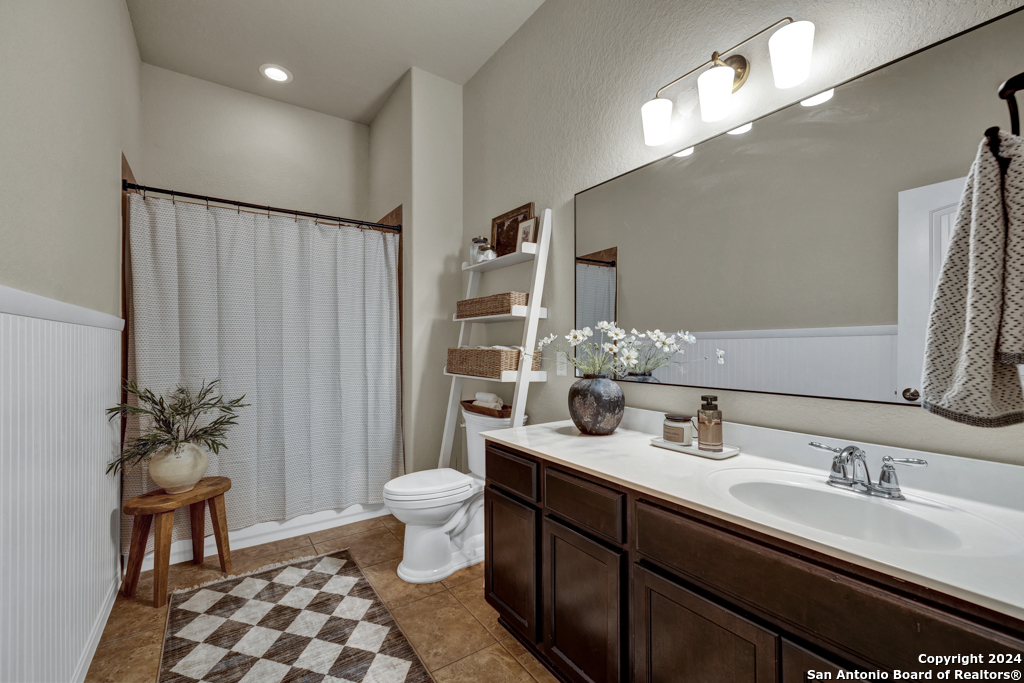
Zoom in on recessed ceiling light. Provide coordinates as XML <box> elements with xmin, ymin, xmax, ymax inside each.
<box><xmin>727</xmin><ymin>123</ymin><xmax>752</xmax><ymax>135</ymax></box>
<box><xmin>673</xmin><ymin>147</ymin><xmax>694</xmax><ymax>157</ymax></box>
<box><xmin>800</xmin><ymin>88</ymin><xmax>834</xmax><ymax>106</ymax></box>
<box><xmin>260</xmin><ymin>64</ymin><xmax>292</xmax><ymax>83</ymax></box>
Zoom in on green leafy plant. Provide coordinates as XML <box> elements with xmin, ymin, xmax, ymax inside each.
<box><xmin>105</xmin><ymin>379</ymin><xmax>248</xmax><ymax>475</ymax></box>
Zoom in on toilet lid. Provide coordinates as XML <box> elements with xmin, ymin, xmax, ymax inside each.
<box><xmin>383</xmin><ymin>468</ymin><xmax>473</xmax><ymax>498</ymax></box>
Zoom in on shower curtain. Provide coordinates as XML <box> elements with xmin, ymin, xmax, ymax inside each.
<box><xmin>122</xmin><ymin>194</ymin><xmax>404</xmax><ymax>555</ymax></box>
<box><xmin>575</xmin><ymin>262</ymin><xmax>617</xmax><ymax>332</ymax></box>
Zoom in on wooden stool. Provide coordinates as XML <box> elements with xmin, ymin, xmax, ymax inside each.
<box><xmin>122</xmin><ymin>476</ymin><xmax>232</xmax><ymax>608</ymax></box>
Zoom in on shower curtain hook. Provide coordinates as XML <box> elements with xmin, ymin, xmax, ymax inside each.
<box><xmin>205</xmin><ymin>195</ymin><xmax>210</xmax><ymax>210</ymax></box>
<box><xmin>267</xmin><ymin>205</ymin><xmax>271</xmax><ymax>217</ymax></box>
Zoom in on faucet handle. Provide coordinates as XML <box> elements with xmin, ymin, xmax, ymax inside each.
<box><xmin>808</xmin><ymin>442</ymin><xmax>842</xmax><ymax>454</ymax></box>
<box><xmin>871</xmin><ymin>456</ymin><xmax>927</xmax><ymax>500</ymax></box>
<box><xmin>885</xmin><ymin>456</ymin><xmax>927</xmax><ymax>467</ymax></box>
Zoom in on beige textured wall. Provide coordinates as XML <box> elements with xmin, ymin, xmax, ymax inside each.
<box><xmin>462</xmin><ymin>0</ymin><xmax>1024</xmax><ymax>465</ymax></box>
<box><xmin>0</xmin><ymin>0</ymin><xmax>142</xmax><ymax>316</ymax></box>
<box><xmin>141</xmin><ymin>64</ymin><xmax>369</xmax><ymax>220</ymax></box>
<box><xmin>370</xmin><ymin>69</ymin><xmax>464</xmax><ymax>473</ymax></box>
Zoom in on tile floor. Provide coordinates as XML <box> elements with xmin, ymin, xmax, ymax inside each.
<box><xmin>86</xmin><ymin>515</ymin><xmax>557</xmax><ymax>683</ymax></box>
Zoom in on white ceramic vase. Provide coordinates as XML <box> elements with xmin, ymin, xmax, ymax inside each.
<box><xmin>148</xmin><ymin>443</ymin><xmax>209</xmax><ymax>494</ymax></box>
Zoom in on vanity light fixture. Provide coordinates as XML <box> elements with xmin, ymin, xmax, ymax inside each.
<box><xmin>260</xmin><ymin>64</ymin><xmax>293</xmax><ymax>83</ymax></box>
<box><xmin>727</xmin><ymin>123</ymin><xmax>752</xmax><ymax>135</ymax></box>
<box><xmin>640</xmin><ymin>17</ymin><xmax>815</xmax><ymax>145</ymax></box>
<box><xmin>673</xmin><ymin>147</ymin><xmax>695</xmax><ymax>157</ymax></box>
<box><xmin>800</xmin><ymin>88</ymin><xmax>834</xmax><ymax>106</ymax></box>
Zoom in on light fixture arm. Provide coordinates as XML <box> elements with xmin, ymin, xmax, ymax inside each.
<box><xmin>654</xmin><ymin>17</ymin><xmax>793</xmax><ymax>98</ymax></box>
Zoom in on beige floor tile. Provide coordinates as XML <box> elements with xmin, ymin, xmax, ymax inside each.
<box><xmin>392</xmin><ymin>591</ymin><xmax>496</xmax><ymax>671</ymax></box>
<box><xmin>98</xmin><ymin>593</ymin><xmax>168</xmax><ymax>644</ymax></box>
<box><xmin>85</xmin><ymin>627</ymin><xmax>163</xmax><ymax>683</ymax></box>
<box><xmin>450</xmin><ymin>578</ymin><xmax>508</xmax><ymax>640</ymax></box>
<box><xmin>307</xmin><ymin>517</ymin><xmax>387</xmax><ymax>545</ymax></box>
<box><xmin>231</xmin><ymin>545</ymin><xmax>322</xmax><ymax>576</ymax></box>
<box><xmin>208</xmin><ymin>534</ymin><xmax>313</xmax><ymax>566</ymax></box>
<box><xmin>362</xmin><ymin>558</ymin><xmax>446</xmax><ymax>608</ymax></box>
<box><xmin>316</xmin><ymin>526</ymin><xmax>403</xmax><ymax>567</ymax></box>
<box><xmin>381</xmin><ymin>515</ymin><xmax>406</xmax><ymax>542</ymax></box>
<box><xmin>433</xmin><ymin>641</ymin><xmax>536</xmax><ymax>683</ymax></box>
<box><xmin>501</xmin><ymin>637</ymin><xmax>561</xmax><ymax>683</ymax></box>
<box><xmin>441</xmin><ymin>561</ymin><xmax>484</xmax><ymax>588</ymax></box>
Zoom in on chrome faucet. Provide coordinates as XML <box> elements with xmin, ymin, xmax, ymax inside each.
<box><xmin>808</xmin><ymin>442</ymin><xmax>927</xmax><ymax>500</ymax></box>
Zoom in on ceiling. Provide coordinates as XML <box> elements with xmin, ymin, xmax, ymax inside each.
<box><xmin>126</xmin><ymin>0</ymin><xmax>546</xmax><ymax>124</ymax></box>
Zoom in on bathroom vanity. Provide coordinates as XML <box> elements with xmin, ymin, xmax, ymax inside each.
<box><xmin>482</xmin><ymin>410</ymin><xmax>1024</xmax><ymax>682</ymax></box>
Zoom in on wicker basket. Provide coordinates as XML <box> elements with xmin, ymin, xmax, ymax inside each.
<box><xmin>456</xmin><ymin>292</ymin><xmax>529</xmax><ymax>319</ymax></box>
<box><xmin>446</xmin><ymin>347</ymin><xmax>542</xmax><ymax>379</ymax></box>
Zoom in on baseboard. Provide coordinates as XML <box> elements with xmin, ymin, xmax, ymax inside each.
<box><xmin>72</xmin><ymin>574</ymin><xmax>121</xmax><ymax>683</ymax></box>
<box><xmin>137</xmin><ymin>504</ymin><xmax>390</xmax><ymax>572</ymax></box>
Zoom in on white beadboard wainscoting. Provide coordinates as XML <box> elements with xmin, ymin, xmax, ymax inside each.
<box><xmin>0</xmin><ymin>285</ymin><xmax>123</xmax><ymax>683</ymax></box>
<box><xmin>652</xmin><ymin>326</ymin><xmax>899</xmax><ymax>402</ymax></box>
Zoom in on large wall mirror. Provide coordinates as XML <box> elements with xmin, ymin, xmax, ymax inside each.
<box><xmin>575</xmin><ymin>9</ymin><xmax>1024</xmax><ymax>404</ymax></box>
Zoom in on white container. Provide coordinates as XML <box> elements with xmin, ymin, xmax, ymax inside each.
<box><xmin>462</xmin><ymin>409</ymin><xmax>527</xmax><ymax>475</ymax></box>
<box><xmin>148</xmin><ymin>442</ymin><xmax>209</xmax><ymax>493</ymax></box>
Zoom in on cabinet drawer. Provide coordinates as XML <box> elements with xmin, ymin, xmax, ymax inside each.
<box><xmin>635</xmin><ymin>501</ymin><xmax>1024</xmax><ymax>669</ymax></box>
<box><xmin>545</xmin><ymin>468</ymin><xmax>625</xmax><ymax>544</ymax></box>
<box><xmin>486</xmin><ymin>445</ymin><xmax>539</xmax><ymax>502</ymax></box>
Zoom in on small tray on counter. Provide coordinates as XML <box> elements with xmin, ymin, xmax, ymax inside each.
<box><xmin>650</xmin><ymin>437</ymin><xmax>740</xmax><ymax>460</ymax></box>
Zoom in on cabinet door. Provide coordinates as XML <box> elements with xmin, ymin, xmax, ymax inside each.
<box><xmin>634</xmin><ymin>565</ymin><xmax>778</xmax><ymax>683</ymax></box>
<box><xmin>485</xmin><ymin>486</ymin><xmax>539</xmax><ymax>641</ymax></box>
<box><xmin>543</xmin><ymin>517</ymin><xmax>624</xmax><ymax>683</ymax></box>
<box><xmin>782</xmin><ymin>640</ymin><xmax>848</xmax><ymax>682</ymax></box>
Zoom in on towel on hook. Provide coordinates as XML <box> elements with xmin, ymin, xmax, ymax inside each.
<box><xmin>921</xmin><ymin>129</ymin><xmax>1024</xmax><ymax>427</ymax></box>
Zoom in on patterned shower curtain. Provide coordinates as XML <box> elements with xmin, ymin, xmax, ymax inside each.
<box><xmin>122</xmin><ymin>194</ymin><xmax>404</xmax><ymax>556</ymax></box>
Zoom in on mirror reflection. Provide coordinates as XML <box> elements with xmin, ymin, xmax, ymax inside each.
<box><xmin>575</xmin><ymin>10</ymin><xmax>1024</xmax><ymax>403</ymax></box>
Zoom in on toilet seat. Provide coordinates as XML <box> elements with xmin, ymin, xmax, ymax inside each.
<box><xmin>383</xmin><ymin>468</ymin><xmax>475</xmax><ymax>507</ymax></box>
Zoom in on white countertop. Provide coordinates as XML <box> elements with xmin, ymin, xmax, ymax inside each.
<box><xmin>481</xmin><ymin>408</ymin><xmax>1024</xmax><ymax>622</ymax></box>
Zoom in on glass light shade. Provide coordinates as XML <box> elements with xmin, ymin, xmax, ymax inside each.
<box><xmin>641</xmin><ymin>98</ymin><xmax>674</xmax><ymax>146</ymax></box>
<box><xmin>673</xmin><ymin>146</ymin><xmax>694</xmax><ymax>157</ymax></box>
<box><xmin>697</xmin><ymin>65</ymin><xmax>735</xmax><ymax>122</ymax></box>
<box><xmin>800</xmin><ymin>88</ymin><xmax>834</xmax><ymax>106</ymax></box>
<box><xmin>727</xmin><ymin>122</ymin><xmax>752</xmax><ymax>135</ymax></box>
<box><xmin>769</xmin><ymin>21</ymin><xmax>815</xmax><ymax>89</ymax></box>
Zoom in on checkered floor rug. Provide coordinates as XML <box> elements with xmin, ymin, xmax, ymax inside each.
<box><xmin>158</xmin><ymin>550</ymin><xmax>432</xmax><ymax>683</ymax></box>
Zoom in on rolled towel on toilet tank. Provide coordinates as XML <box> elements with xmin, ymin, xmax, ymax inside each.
<box><xmin>475</xmin><ymin>392</ymin><xmax>502</xmax><ymax>405</ymax></box>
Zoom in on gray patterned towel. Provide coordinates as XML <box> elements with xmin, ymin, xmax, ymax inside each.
<box><xmin>922</xmin><ymin>129</ymin><xmax>1024</xmax><ymax>427</ymax></box>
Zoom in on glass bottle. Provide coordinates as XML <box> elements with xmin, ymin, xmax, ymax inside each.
<box><xmin>697</xmin><ymin>395</ymin><xmax>723</xmax><ymax>452</ymax></box>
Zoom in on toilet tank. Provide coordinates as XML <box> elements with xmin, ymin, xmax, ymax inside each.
<box><xmin>462</xmin><ymin>409</ymin><xmax>527</xmax><ymax>477</ymax></box>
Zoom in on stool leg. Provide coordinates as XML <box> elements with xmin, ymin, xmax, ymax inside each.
<box><xmin>208</xmin><ymin>494</ymin><xmax>232</xmax><ymax>574</ymax></box>
<box><xmin>152</xmin><ymin>512</ymin><xmax>174</xmax><ymax>608</ymax></box>
<box><xmin>189</xmin><ymin>502</ymin><xmax>206</xmax><ymax>565</ymax></box>
<box><xmin>123</xmin><ymin>514</ymin><xmax>152</xmax><ymax>599</ymax></box>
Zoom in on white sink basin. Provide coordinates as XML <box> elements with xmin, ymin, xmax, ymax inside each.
<box><xmin>707</xmin><ymin>468</ymin><xmax>1023</xmax><ymax>555</ymax></box>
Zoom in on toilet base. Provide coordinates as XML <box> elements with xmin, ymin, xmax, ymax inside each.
<box><xmin>396</xmin><ymin>532</ymin><xmax>484</xmax><ymax>584</ymax></box>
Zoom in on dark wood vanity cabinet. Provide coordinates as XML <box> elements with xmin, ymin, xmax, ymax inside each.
<box><xmin>634</xmin><ymin>565</ymin><xmax>778</xmax><ymax>683</ymax></box>
<box><xmin>484</xmin><ymin>441</ymin><xmax>1024</xmax><ymax>683</ymax></box>
<box><xmin>485</xmin><ymin>485</ymin><xmax>539</xmax><ymax>641</ymax></box>
<box><xmin>543</xmin><ymin>517</ymin><xmax>624</xmax><ymax>683</ymax></box>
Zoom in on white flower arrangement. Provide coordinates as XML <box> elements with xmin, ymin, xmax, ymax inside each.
<box><xmin>529</xmin><ymin>322</ymin><xmax>724</xmax><ymax>378</ymax></box>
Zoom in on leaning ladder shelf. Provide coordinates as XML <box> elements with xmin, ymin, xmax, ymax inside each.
<box><xmin>437</xmin><ymin>208</ymin><xmax>553</xmax><ymax>469</ymax></box>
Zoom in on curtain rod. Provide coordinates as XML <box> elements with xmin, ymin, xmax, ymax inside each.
<box><xmin>123</xmin><ymin>180</ymin><xmax>401</xmax><ymax>233</ymax></box>
<box><xmin>576</xmin><ymin>257</ymin><xmax>616</xmax><ymax>267</ymax></box>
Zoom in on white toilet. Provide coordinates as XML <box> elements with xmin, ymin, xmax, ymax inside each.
<box><xmin>384</xmin><ymin>409</ymin><xmax>525</xmax><ymax>584</ymax></box>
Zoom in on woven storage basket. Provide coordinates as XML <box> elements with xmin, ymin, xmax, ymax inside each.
<box><xmin>446</xmin><ymin>347</ymin><xmax>542</xmax><ymax>379</ymax></box>
<box><xmin>456</xmin><ymin>292</ymin><xmax>529</xmax><ymax>319</ymax></box>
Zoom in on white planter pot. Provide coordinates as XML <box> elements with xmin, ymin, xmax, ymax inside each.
<box><xmin>148</xmin><ymin>443</ymin><xmax>209</xmax><ymax>494</ymax></box>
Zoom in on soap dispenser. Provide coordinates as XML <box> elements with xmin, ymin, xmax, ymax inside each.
<box><xmin>697</xmin><ymin>395</ymin><xmax>723</xmax><ymax>453</ymax></box>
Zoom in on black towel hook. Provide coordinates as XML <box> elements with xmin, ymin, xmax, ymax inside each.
<box><xmin>998</xmin><ymin>71</ymin><xmax>1023</xmax><ymax>136</ymax></box>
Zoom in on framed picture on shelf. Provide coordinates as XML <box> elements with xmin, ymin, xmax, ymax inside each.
<box><xmin>491</xmin><ymin>202</ymin><xmax>535</xmax><ymax>257</ymax></box>
<box><xmin>515</xmin><ymin>217</ymin><xmax>537</xmax><ymax>251</ymax></box>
